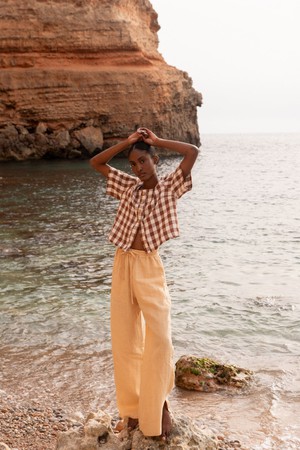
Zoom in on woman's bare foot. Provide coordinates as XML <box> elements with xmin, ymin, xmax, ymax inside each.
<box><xmin>161</xmin><ymin>401</ymin><xmax>172</xmax><ymax>441</ymax></box>
<box><xmin>114</xmin><ymin>420</ymin><xmax>124</xmax><ymax>432</ymax></box>
<box><xmin>127</xmin><ymin>417</ymin><xmax>139</xmax><ymax>431</ymax></box>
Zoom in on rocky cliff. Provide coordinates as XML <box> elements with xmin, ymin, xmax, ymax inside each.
<box><xmin>0</xmin><ymin>0</ymin><xmax>202</xmax><ymax>160</ymax></box>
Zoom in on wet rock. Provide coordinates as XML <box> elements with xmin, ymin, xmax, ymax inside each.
<box><xmin>73</xmin><ymin>126</ymin><xmax>103</xmax><ymax>154</ymax></box>
<box><xmin>175</xmin><ymin>355</ymin><xmax>253</xmax><ymax>392</ymax></box>
<box><xmin>36</xmin><ymin>122</ymin><xmax>48</xmax><ymax>134</ymax></box>
<box><xmin>0</xmin><ymin>121</ymin><xmax>103</xmax><ymax>160</ymax></box>
<box><xmin>56</xmin><ymin>410</ymin><xmax>219</xmax><ymax>450</ymax></box>
<box><xmin>34</xmin><ymin>132</ymin><xmax>49</xmax><ymax>146</ymax></box>
<box><xmin>68</xmin><ymin>149</ymin><xmax>82</xmax><ymax>159</ymax></box>
<box><xmin>56</xmin><ymin>418</ymin><xmax>121</xmax><ymax>449</ymax></box>
<box><xmin>16</xmin><ymin>125</ymin><xmax>29</xmax><ymax>135</ymax></box>
<box><xmin>3</xmin><ymin>124</ymin><xmax>18</xmax><ymax>138</ymax></box>
<box><xmin>56</xmin><ymin>430</ymin><xmax>83</xmax><ymax>450</ymax></box>
<box><xmin>54</xmin><ymin>130</ymin><xmax>71</xmax><ymax>149</ymax></box>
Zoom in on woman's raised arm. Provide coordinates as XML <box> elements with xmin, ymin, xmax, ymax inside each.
<box><xmin>138</xmin><ymin>127</ymin><xmax>199</xmax><ymax>178</ymax></box>
<box><xmin>90</xmin><ymin>130</ymin><xmax>143</xmax><ymax>177</ymax></box>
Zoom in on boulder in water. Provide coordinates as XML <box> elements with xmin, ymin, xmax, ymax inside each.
<box><xmin>175</xmin><ymin>355</ymin><xmax>253</xmax><ymax>392</ymax></box>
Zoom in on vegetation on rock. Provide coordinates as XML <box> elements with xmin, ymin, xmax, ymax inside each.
<box><xmin>175</xmin><ymin>355</ymin><xmax>253</xmax><ymax>392</ymax></box>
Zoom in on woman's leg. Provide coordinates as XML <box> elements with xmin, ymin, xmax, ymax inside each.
<box><xmin>132</xmin><ymin>251</ymin><xmax>174</xmax><ymax>436</ymax></box>
<box><xmin>110</xmin><ymin>249</ymin><xmax>144</xmax><ymax>420</ymax></box>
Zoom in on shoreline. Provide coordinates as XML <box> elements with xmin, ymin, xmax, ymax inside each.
<box><xmin>1</xmin><ymin>136</ymin><xmax>299</xmax><ymax>449</ymax></box>
<box><xmin>0</xmin><ymin>390</ymin><xmax>245</xmax><ymax>450</ymax></box>
<box><xmin>0</xmin><ymin>390</ymin><xmax>70</xmax><ymax>450</ymax></box>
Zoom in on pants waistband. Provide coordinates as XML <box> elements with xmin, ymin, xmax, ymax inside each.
<box><xmin>116</xmin><ymin>247</ymin><xmax>159</xmax><ymax>258</ymax></box>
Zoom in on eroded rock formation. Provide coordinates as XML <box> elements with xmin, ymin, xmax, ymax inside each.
<box><xmin>175</xmin><ymin>355</ymin><xmax>253</xmax><ymax>392</ymax></box>
<box><xmin>56</xmin><ymin>409</ymin><xmax>220</xmax><ymax>450</ymax></box>
<box><xmin>0</xmin><ymin>0</ymin><xmax>202</xmax><ymax>160</ymax></box>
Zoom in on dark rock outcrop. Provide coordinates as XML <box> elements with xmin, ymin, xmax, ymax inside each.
<box><xmin>0</xmin><ymin>0</ymin><xmax>202</xmax><ymax>161</ymax></box>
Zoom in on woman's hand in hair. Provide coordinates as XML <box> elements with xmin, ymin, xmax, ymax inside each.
<box><xmin>137</xmin><ymin>127</ymin><xmax>158</xmax><ymax>146</ymax></box>
<box><xmin>127</xmin><ymin>130</ymin><xmax>144</xmax><ymax>145</ymax></box>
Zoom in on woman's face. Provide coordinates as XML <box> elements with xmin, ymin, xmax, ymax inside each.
<box><xmin>128</xmin><ymin>148</ymin><xmax>158</xmax><ymax>182</ymax></box>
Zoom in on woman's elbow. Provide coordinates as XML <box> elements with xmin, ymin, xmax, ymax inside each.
<box><xmin>89</xmin><ymin>158</ymin><xmax>110</xmax><ymax>177</ymax></box>
<box><xmin>190</xmin><ymin>144</ymin><xmax>200</xmax><ymax>160</ymax></box>
<box><xmin>89</xmin><ymin>156</ymin><xmax>99</xmax><ymax>170</ymax></box>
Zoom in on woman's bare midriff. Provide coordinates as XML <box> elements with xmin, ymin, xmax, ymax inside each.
<box><xmin>130</xmin><ymin>227</ymin><xmax>146</xmax><ymax>251</ymax></box>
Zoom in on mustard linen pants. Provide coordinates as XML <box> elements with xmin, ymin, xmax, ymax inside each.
<box><xmin>110</xmin><ymin>248</ymin><xmax>174</xmax><ymax>436</ymax></box>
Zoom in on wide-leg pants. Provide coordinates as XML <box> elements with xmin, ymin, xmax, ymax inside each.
<box><xmin>110</xmin><ymin>248</ymin><xmax>174</xmax><ymax>436</ymax></box>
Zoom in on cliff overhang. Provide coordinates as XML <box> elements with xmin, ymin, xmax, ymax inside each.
<box><xmin>0</xmin><ymin>0</ymin><xmax>202</xmax><ymax>160</ymax></box>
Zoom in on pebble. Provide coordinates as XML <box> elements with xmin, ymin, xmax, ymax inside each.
<box><xmin>0</xmin><ymin>394</ymin><xmax>71</xmax><ymax>450</ymax></box>
<box><xmin>0</xmin><ymin>393</ymin><xmax>248</xmax><ymax>450</ymax></box>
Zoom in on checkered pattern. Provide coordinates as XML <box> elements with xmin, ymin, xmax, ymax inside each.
<box><xmin>106</xmin><ymin>165</ymin><xmax>192</xmax><ymax>253</ymax></box>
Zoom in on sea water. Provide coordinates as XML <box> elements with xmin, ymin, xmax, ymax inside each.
<box><xmin>0</xmin><ymin>133</ymin><xmax>299</xmax><ymax>449</ymax></box>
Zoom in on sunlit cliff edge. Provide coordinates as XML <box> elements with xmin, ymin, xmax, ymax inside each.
<box><xmin>0</xmin><ymin>0</ymin><xmax>202</xmax><ymax>160</ymax></box>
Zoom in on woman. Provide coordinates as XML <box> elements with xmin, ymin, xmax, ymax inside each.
<box><xmin>90</xmin><ymin>127</ymin><xmax>199</xmax><ymax>439</ymax></box>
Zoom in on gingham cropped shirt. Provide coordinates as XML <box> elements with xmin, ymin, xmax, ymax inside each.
<box><xmin>106</xmin><ymin>165</ymin><xmax>192</xmax><ymax>253</ymax></box>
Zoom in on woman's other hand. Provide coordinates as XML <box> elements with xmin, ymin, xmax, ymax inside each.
<box><xmin>137</xmin><ymin>127</ymin><xmax>158</xmax><ymax>146</ymax></box>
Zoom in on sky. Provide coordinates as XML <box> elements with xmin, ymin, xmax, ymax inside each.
<box><xmin>150</xmin><ymin>0</ymin><xmax>300</xmax><ymax>134</ymax></box>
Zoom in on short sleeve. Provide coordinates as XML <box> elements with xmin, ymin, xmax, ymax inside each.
<box><xmin>164</xmin><ymin>165</ymin><xmax>192</xmax><ymax>199</ymax></box>
<box><xmin>106</xmin><ymin>166</ymin><xmax>138</xmax><ymax>200</ymax></box>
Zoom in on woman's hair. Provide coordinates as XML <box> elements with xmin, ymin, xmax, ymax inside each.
<box><xmin>127</xmin><ymin>140</ymin><xmax>156</xmax><ymax>158</ymax></box>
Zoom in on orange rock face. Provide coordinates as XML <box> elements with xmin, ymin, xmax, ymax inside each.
<box><xmin>0</xmin><ymin>0</ymin><xmax>202</xmax><ymax>160</ymax></box>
